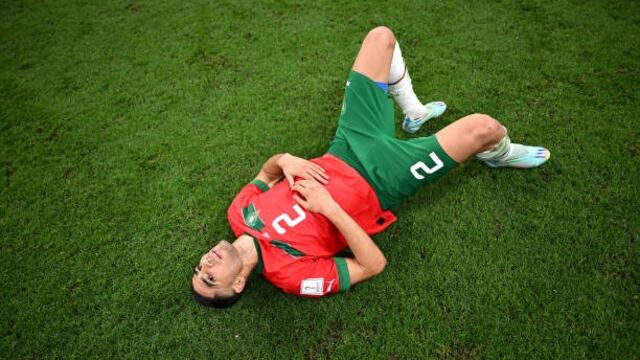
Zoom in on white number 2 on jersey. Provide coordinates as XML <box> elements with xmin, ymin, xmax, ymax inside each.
<box><xmin>410</xmin><ymin>152</ymin><xmax>444</xmax><ymax>180</ymax></box>
<box><xmin>272</xmin><ymin>204</ymin><xmax>306</xmax><ymax>235</ymax></box>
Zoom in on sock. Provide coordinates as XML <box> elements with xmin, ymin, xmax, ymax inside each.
<box><xmin>475</xmin><ymin>127</ymin><xmax>512</xmax><ymax>161</ymax></box>
<box><xmin>389</xmin><ymin>41</ymin><xmax>426</xmax><ymax>120</ymax></box>
<box><xmin>476</xmin><ymin>126</ymin><xmax>551</xmax><ymax>168</ymax></box>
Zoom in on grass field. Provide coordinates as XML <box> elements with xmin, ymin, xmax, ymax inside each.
<box><xmin>1</xmin><ymin>0</ymin><xmax>639</xmax><ymax>358</ymax></box>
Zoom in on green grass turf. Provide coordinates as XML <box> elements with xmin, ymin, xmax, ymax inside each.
<box><xmin>1</xmin><ymin>0</ymin><xmax>639</xmax><ymax>358</ymax></box>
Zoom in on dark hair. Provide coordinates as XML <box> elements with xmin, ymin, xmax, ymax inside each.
<box><xmin>191</xmin><ymin>285</ymin><xmax>243</xmax><ymax>309</ymax></box>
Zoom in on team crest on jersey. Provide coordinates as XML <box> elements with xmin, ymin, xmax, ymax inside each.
<box><xmin>242</xmin><ymin>203</ymin><xmax>265</xmax><ymax>231</ymax></box>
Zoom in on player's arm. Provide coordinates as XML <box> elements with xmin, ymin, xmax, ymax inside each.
<box><xmin>254</xmin><ymin>153</ymin><xmax>287</xmax><ymax>188</ymax></box>
<box><xmin>292</xmin><ymin>180</ymin><xmax>386</xmax><ymax>286</ymax></box>
<box><xmin>254</xmin><ymin>153</ymin><xmax>329</xmax><ymax>189</ymax></box>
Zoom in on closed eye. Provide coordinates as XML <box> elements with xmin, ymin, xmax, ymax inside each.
<box><xmin>193</xmin><ymin>265</ymin><xmax>215</xmax><ymax>287</ymax></box>
<box><xmin>202</xmin><ymin>277</ymin><xmax>215</xmax><ymax>287</ymax></box>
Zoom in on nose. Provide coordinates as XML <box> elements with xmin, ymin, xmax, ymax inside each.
<box><xmin>200</xmin><ymin>253</ymin><xmax>213</xmax><ymax>267</ymax></box>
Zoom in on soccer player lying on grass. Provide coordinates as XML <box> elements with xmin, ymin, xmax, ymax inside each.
<box><xmin>192</xmin><ymin>26</ymin><xmax>550</xmax><ymax>308</ymax></box>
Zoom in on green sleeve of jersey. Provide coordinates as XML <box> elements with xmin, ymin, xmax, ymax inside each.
<box><xmin>334</xmin><ymin>257</ymin><xmax>351</xmax><ymax>292</ymax></box>
<box><xmin>250</xmin><ymin>179</ymin><xmax>270</xmax><ymax>192</ymax></box>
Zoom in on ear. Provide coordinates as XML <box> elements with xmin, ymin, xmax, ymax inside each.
<box><xmin>232</xmin><ymin>275</ymin><xmax>246</xmax><ymax>294</ymax></box>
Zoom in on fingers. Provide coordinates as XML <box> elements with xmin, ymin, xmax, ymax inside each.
<box><xmin>301</xmin><ymin>161</ymin><xmax>329</xmax><ymax>184</ymax></box>
<box><xmin>309</xmin><ymin>162</ymin><xmax>326</xmax><ymax>175</ymax></box>
<box><xmin>293</xmin><ymin>179</ymin><xmax>325</xmax><ymax>197</ymax></box>
<box><xmin>293</xmin><ymin>178</ymin><xmax>320</xmax><ymax>189</ymax></box>
<box><xmin>291</xmin><ymin>182</ymin><xmax>310</xmax><ymax>198</ymax></box>
<box><xmin>305</xmin><ymin>169</ymin><xmax>329</xmax><ymax>184</ymax></box>
<box><xmin>292</xmin><ymin>194</ymin><xmax>309</xmax><ymax>209</ymax></box>
<box><xmin>283</xmin><ymin>158</ymin><xmax>329</xmax><ymax>185</ymax></box>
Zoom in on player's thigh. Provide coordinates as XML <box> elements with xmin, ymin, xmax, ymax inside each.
<box><xmin>336</xmin><ymin>71</ymin><xmax>395</xmax><ymax>138</ymax></box>
<box><xmin>352</xmin><ymin>26</ymin><xmax>395</xmax><ymax>83</ymax></box>
<box><xmin>435</xmin><ymin>113</ymin><xmax>505</xmax><ymax>163</ymax></box>
<box><xmin>360</xmin><ymin>136</ymin><xmax>457</xmax><ymax>209</ymax></box>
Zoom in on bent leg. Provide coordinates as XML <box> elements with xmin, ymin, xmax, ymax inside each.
<box><xmin>352</xmin><ymin>26</ymin><xmax>395</xmax><ymax>83</ymax></box>
<box><xmin>436</xmin><ymin>113</ymin><xmax>551</xmax><ymax>168</ymax></box>
<box><xmin>327</xmin><ymin>27</ymin><xmax>398</xmax><ymax>182</ymax></box>
<box><xmin>374</xmin><ymin>114</ymin><xmax>506</xmax><ymax>208</ymax></box>
<box><xmin>352</xmin><ymin>26</ymin><xmax>446</xmax><ymax>132</ymax></box>
<box><xmin>435</xmin><ymin>113</ymin><xmax>506</xmax><ymax>163</ymax></box>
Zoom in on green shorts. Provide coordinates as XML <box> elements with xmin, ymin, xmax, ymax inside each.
<box><xmin>328</xmin><ymin>71</ymin><xmax>457</xmax><ymax>210</ymax></box>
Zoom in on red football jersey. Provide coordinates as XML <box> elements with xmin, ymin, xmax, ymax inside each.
<box><xmin>227</xmin><ymin>154</ymin><xmax>396</xmax><ymax>297</ymax></box>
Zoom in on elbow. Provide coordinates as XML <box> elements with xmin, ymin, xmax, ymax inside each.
<box><xmin>370</xmin><ymin>256</ymin><xmax>387</xmax><ymax>276</ymax></box>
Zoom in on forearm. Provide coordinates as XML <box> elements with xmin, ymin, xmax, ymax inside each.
<box><xmin>259</xmin><ymin>153</ymin><xmax>287</xmax><ymax>184</ymax></box>
<box><xmin>324</xmin><ymin>204</ymin><xmax>387</xmax><ymax>274</ymax></box>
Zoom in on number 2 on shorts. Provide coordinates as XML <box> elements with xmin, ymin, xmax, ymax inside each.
<box><xmin>410</xmin><ymin>152</ymin><xmax>444</xmax><ymax>180</ymax></box>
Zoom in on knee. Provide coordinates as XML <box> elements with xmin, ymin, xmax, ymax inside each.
<box><xmin>468</xmin><ymin>113</ymin><xmax>505</xmax><ymax>145</ymax></box>
<box><xmin>366</xmin><ymin>26</ymin><xmax>396</xmax><ymax>48</ymax></box>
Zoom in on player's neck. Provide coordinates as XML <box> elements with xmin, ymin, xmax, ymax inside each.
<box><xmin>233</xmin><ymin>234</ymin><xmax>258</xmax><ymax>276</ymax></box>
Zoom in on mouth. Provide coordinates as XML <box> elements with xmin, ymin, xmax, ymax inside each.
<box><xmin>208</xmin><ymin>247</ymin><xmax>222</xmax><ymax>261</ymax></box>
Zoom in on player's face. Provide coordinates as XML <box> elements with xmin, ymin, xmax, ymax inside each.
<box><xmin>191</xmin><ymin>240</ymin><xmax>242</xmax><ymax>298</ymax></box>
